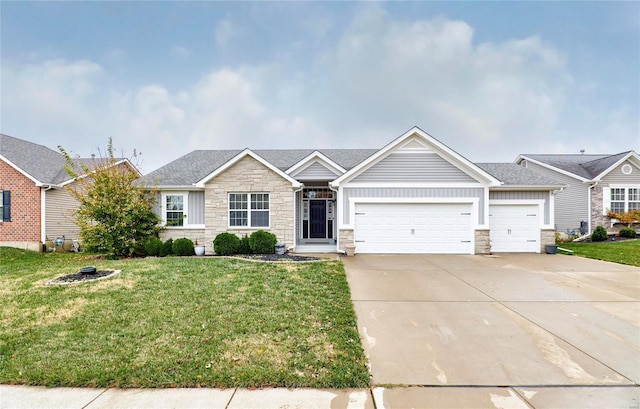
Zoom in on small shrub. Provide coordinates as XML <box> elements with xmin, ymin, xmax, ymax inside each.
<box><xmin>159</xmin><ymin>238</ymin><xmax>174</xmax><ymax>257</ymax></box>
<box><xmin>238</xmin><ymin>234</ymin><xmax>252</xmax><ymax>254</ymax></box>
<box><xmin>173</xmin><ymin>238</ymin><xmax>194</xmax><ymax>256</ymax></box>
<box><xmin>143</xmin><ymin>237</ymin><xmax>163</xmax><ymax>257</ymax></box>
<box><xmin>213</xmin><ymin>232</ymin><xmax>240</xmax><ymax>255</ymax></box>
<box><xmin>249</xmin><ymin>230</ymin><xmax>277</xmax><ymax>254</ymax></box>
<box><xmin>619</xmin><ymin>227</ymin><xmax>637</xmax><ymax>238</ymax></box>
<box><xmin>591</xmin><ymin>226</ymin><xmax>608</xmax><ymax>242</ymax></box>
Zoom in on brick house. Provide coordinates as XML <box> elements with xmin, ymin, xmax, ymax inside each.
<box><xmin>0</xmin><ymin>134</ymin><xmax>137</xmax><ymax>251</ymax></box>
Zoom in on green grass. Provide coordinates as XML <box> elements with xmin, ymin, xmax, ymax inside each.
<box><xmin>0</xmin><ymin>248</ymin><xmax>369</xmax><ymax>388</ymax></box>
<box><xmin>558</xmin><ymin>239</ymin><xmax>640</xmax><ymax>267</ymax></box>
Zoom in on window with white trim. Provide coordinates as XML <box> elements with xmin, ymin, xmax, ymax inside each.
<box><xmin>164</xmin><ymin>193</ymin><xmax>185</xmax><ymax>226</ymax></box>
<box><xmin>611</xmin><ymin>187</ymin><xmax>640</xmax><ymax>213</ymax></box>
<box><xmin>229</xmin><ymin>193</ymin><xmax>269</xmax><ymax>227</ymax></box>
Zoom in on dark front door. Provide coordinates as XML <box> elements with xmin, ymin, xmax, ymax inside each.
<box><xmin>310</xmin><ymin>200</ymin><xmax>326</xmax><ymax>238</ymax></box>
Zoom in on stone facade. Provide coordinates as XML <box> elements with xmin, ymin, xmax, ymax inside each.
<box><xmin>203</xmin><ymin>156</ymin><xmax>295</xmax><ymax>255</ymax></box>
<box><xmin>159</xmin><ymin>228</ymin><xmax>206</xmax><ymax>245</ymax></box>
<box><xmin>590</xmin><ymin>185</ymin><xmax>639</xmax><ymax>234</ymax></box>
<box><xmin>475</xmin><ymin>229</ymin><xmax>490</xmax><ymax>254</ymax></box>
<box><xmin>338</xmin><ymin>228</ymin><xmax>354</xmax><ymax>253</ymax></box>
<box><xmin>0</xmin><ymin>160</ymin><xmax>42</xmax><ymax>251</ymax></box>
<box><xmin>540</xmin><ymin>229</ymin><xmax>556</xmax><ymax>252</ymax></box>
<box><xmin>590</xmin><ymin>185</ymin><xmax>608</xmax><ymax>232</ymax></box>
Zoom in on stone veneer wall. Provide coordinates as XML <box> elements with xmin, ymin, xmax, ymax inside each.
<box><xmin>590</xmin><ymin>185</ymin><xmax>640</xmax><ymax>234</ymax></box>
<box><xmin>475</xmin><ymin>229</ymin><xmax>490</xmax><ymax>254</ymax></box>
<box><xmin>590</xmin><ymin>185</ymin><xmax>608</xmax><ymax>232</ymax></box>
<box><xmin>203</xmin><ymin>156</ymin><xmax>295</xmax><ymax>255</ymax></box>
<box><xmin>338</xmin><ymin>229</ymin><xmax>354</xmax><ymax>253</ymax></box>
<box><xmin>540</xmin><ymin>229</ymin><xmax>556</xmax><ymax>252</ymax></box>
<box><xmin>159</xmin><ymin>229</ymin><xmax>206</xmax><ymax>245</ymax></box>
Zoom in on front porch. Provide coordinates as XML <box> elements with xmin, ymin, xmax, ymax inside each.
<box><xmin>294</xmin><ymin>185</ymin><xmax>338</xmax><ymax>254</ymax></box>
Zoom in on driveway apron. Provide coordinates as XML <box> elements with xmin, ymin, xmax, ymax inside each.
<box><xmin>342</xmin><ymin>254</ymin><xmax>640</xmax><ymax>387</ymax></box>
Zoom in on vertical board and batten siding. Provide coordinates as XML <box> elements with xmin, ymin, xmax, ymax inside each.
<box><xmin>351</xmin><ymin>152</ymin><xmax>478</xmax><ymax>183</ymax></box>
<box><xmin>342</xmin><ymin>187</ymin><xmax>485</xmax><ymax>225</ymax></box>
<box><xmin>521</xmin><ymin>160</ymin><xmax>588</xmax><ymax>232</ymax></box>
<box><xmin>294</xmin><ymin>162</ymin><xmax>340</xmax><ymax>181</ymax></box>
<box><xmin>45</xmin><ymin>188</ymin><xmax>80</xmax><ymax>239</ymax></box>
<box><xmin>188</xmin><ymin>191</ymin><xmax>205</xmax><ymax>225</ymax></box>
<box><xmin>489</xmin><ymin>191</ymin><xmax>551</xmax><ymax>225</ymax></box>
<box><xmin>599</xmin><ymin>161</ymin><xmax>640</xmax><ymax>185</ymax></box>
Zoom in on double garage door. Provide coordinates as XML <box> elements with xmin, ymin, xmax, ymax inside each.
<box><xmin>354</xmin><ymin>203</ymin><xmax>474</xmax><ymax>254</ymax></box>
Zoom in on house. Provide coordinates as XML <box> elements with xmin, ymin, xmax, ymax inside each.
<box><xmin>515</xmin><ymin>151</ymin><xmax>640</xmax><ymax>235</ymax></box>
<box><xmin>139</xmin><ymin>127</ymin><xmax>564</xmax><ymax>255</ymax></box>
<box><xmin>0</xmin><ymin>134</ymin><xmax>137</xmax><ymax>251</ymax></box>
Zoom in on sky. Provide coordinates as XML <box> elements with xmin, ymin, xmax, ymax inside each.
<box><xmin>2</xmin><ymin>1</ymin><xmax>639</xmax><ymax>174</ymax></box>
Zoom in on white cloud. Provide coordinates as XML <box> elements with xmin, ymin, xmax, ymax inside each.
<box><xmin>1</xmin><ymin>6</ymin><xmax>636</xmax><ymax>174</ymax></box>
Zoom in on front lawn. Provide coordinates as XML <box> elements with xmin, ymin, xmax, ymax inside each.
<box><xmin>558</xmin><ymin>239</ymin><xmax>640</xmax><ymax>267</ymax></box>
<box><xmin>0</xmin><ymin>248</ymin><xmax>369</xmax><ymax>388</ymax></box>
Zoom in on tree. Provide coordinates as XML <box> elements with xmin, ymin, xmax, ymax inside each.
<box><xmin>59</xmin><ymin>138</ymin><xmax>160</xmax><ymax>257</ymax></box>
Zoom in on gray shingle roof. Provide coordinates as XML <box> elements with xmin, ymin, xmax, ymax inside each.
<box><xmin>476</xmin><ymin>163</ymin><xmax>565</xmax><ymax>187</ymax></box>
<box><xmin>1</xmin><ymin>133</ymin><xmax>68</xmax><ymax>184</ymax></box>
<box><xmin>139</xmin><ymin>149</ymin><xmax>378</xmax><ymax>186</ymax></box>
<box><xmin>521</xmin><ymin>152</ymin><xmax>633</xmax><ymax>179</ymax></box>
<box><xmin>1</xmin><ymin>133</ymin><xmax>124</xmax><ymax>185</ymax></box>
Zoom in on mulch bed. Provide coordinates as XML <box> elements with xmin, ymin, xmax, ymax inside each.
<box><xmin>233</xmin><ymin>254</ymin><xmax>323</xmax><ymax>262</ymax></box>
<box><xmin>46</xmin><ymin>270</ymin><xmax>120</xmax><ymax>285</ymax></box>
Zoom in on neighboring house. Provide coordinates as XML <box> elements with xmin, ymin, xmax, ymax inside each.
<box><xmin>516</xmin><ymin>151</ymin><xmax>640</xmax><ymax>235</ymax></box>
<box><xmin>0</xmin><ymin>134</ymin><xmax>137</xmax><ymax>251</ymax></box>
<box><xmin>139</xmin><ymin>127</ymin><xmax>564</xmax><ymax>255</ymax></box>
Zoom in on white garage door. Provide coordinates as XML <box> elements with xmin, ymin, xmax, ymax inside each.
<box><xmin>354</xmin><ymin>203</ymin><xmax>474</xmax><ymax>254</ymax></box>
<box><xmin>489</xmin><ymin>205</ymin><xmax>540</xmax><ymax>253</ymax></box>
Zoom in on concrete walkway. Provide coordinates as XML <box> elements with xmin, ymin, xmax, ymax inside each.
<box><xmin>3</xmin><ymin>384</ymin><xmax>639</xmax><ymax>408</ymax></box>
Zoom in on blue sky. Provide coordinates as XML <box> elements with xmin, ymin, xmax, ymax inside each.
<box><xmin>2</xmin><ymin>1</ymin><xmax>638</xmax><ymax>173</ymax></box>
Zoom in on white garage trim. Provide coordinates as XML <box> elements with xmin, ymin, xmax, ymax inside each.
<box><xmin>353</xmin><ymin>201</ymin><xmax>476</xmax><ymax>254</ymax></box>
<box><xmin>488</xmin><ymin>200</ymin><xmax>547</xmax><ymax>228</ymax></box>
<box><xmin>489</xmin><ymin>200</ymin><xmax>544</xmax><ymax>253</ymax></box>
<box><xmin>345</xmin><ymin>197</ymin><xmax>480</xmax><ymax>230</ymax></box>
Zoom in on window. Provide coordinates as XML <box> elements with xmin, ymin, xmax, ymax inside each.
<box><xmin>609</xmin><ymin>187</ymin><xmax>640</xmax><ymax>213</ymax></box>
<box><xmin>611</xmin><ymin>188</ymin><xmax>626</xmax><ymax>213</ymax></box>
<box><xmin>165</xmin><ymin>194</ymin><xmax>185</xmax><ymax>226</ymax></box>
<box><xmin>229</xmin><ymin>193</ymin><xmax>269</xmax><ymax>227</ymax></box>
<box><xmin>629</xmin><ymin>188</ymin><xmax>640</xmax><ymax>211</ymax></box>
<box><xmin>0</xmin><ymin>191</ymin><xmax>9</xmax><ymax>222</ymax></box>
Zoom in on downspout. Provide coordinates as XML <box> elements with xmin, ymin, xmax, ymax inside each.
<box><xmin>291</xmin><ymin>184</ymin><xmax>304</xmax><ymax>253</ymax></box>
<box><xmin>41</xmin><ymin>185</ymin><xmax>54</xmax><ymax>248</ymax></box>
<box><xmin>328</xmin><ymin>184</ymin><xmax>342</xmax><ymax>254</ymax></box>
<box><xmin>588</xmin><ymin>181</ymin><xmax>598</xmax><ymax>233</ymax></box>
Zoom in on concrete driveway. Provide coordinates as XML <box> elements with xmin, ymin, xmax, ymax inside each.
<box><xmin>342</xmin><ymin>254</ymin><xmax>640</xmax><ymax>406</ymax></box>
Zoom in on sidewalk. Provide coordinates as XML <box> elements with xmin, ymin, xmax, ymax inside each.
<box><xmin>2</xmin><ymin>384</ymin><xmax>639</xmax><ymax>408</ymax></box>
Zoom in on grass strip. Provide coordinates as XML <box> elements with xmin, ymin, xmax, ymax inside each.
<box><xmin>0</xmin><ymin>248</ymin><xmax>369</xmax><ymax>388</ymax></box>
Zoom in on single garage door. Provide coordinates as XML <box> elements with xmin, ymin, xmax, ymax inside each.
<box><xmin>354</xmin><ymin>203</ymin><xmax>474</xmax><ymax>254</ymax></box>
<box><xmin>489</xmin><ymin>205</ymin><xmax>540</xmax><ymax>253</ymax></box>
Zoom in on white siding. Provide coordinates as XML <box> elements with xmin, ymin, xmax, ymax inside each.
<box><xmin>294</xmin><ymin>162</ymin><xmax>340</xmax><ymax>181</ymax></box>
<box><xmin>521</xmin><ymin>160</ymin><xmax>588</xmax><ymax>233</ymax></box>
<box><xmin>352</xmin><ymin>152</ymin><xmax>477</xmax><ymax>183</ymax></box>
<box><xmin>489</xmin><ymin>191</ymin><xmax>551</xmax><ymax>225</ymax></box>
<box><xmin>188</xmin><ymin>191</ymin><xmax>205</xmax><ymax>225</ymax></box>
<box><xmin>45</xmin><ymin>188</ymin><xmax>80</xmax><ymax>240</ymax></box>
<box><xmin>343</xmin><ymin>187</ymin><xmax>485</xmax><ymax>225</ymax></box>
<box><xmin>600</xmin><ymin>161</ymin><xmax>640</xmax><ymax>185</ymax></box>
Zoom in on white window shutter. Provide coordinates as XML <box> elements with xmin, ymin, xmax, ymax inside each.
<box><xmin>602</xmin><ymin>187</ymin><xmax>611</xmax><ymax>215</ymax></box>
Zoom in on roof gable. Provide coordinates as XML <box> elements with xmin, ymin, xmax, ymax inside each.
<box><xmin>195</xmin><ymin>149</ymin><xmax>301</xmax><ymax>188</ymax></box>
<box><xmin>286</xmin><ymin>151</ymin><xmax>346</xmax><ymax>180</ymax></box>
<box><xmin>331</xmin><ymin>126</ymin><xmax>501</xmax><ymax>187</ymax></box>
<box><xmin>516</xmin><ymin>151</ymin><xmax>639</xmax><ymax>181</ymax></box>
